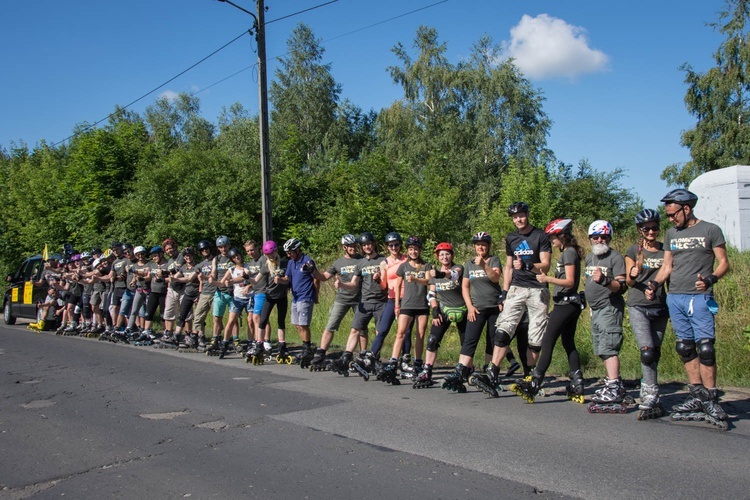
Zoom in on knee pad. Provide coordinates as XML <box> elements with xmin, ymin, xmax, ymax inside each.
<box><xmin>640</xmin><ymin>345</ymin><xmax>661</xmax><ymax>366</ymax></box>
<box><xmin>527</xmin><ymin>344</ymin><xmax>542</xmax><ymax>353</ymax></box>
<box><xmin>494</xmin><ymin>330</ymin><xmax>512</xmax><ymax>348</ymax></box>
<box><xmin>697</xmin><ymin>338</ymin><xmax>716</xmax><ymax>366</ymax></box>
<box><xmin>426</xmin><ymin>334</ymin><xmax>441</xmax><ymax>353</ymax></box>
<box><xmin>675</xmin><ymin>339</ymin><xmax>697</xmax><ymax>363</ymax></box>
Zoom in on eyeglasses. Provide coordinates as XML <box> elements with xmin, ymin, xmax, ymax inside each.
<box><xmin>590</xmin><ymin>235</ymin><xmax>609</xmax><ymax>241</ymax></box>
<box><xmin>641</xmin><ymin>226</ymin><xmax>660</xmax><ymax>233</ymax></box>
<box><xmin>665</xmin><ymin>209</ymin><xmax>681</xmax><ymax>219</ymax></box>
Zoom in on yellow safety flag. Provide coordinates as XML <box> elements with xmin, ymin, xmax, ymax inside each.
<box><xmin>42</xmin><ymin>244</ymin><xmax>49</xmax><ymax>261</ymax></box>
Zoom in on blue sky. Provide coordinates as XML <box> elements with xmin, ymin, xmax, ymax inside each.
<box><xmin>0</xmin><ymin>1</ymin><xmax>726</xmax><ymax>209</ymax></box>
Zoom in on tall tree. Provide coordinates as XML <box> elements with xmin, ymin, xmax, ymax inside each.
<box><xmin>270</xmin><ymin>23</ymin><xmax>341</xmax><ymax>165</ymax></box>
<box><xmin>663</xmin><ymin>0</ymin><xmax>750</xmax><ymax>186</ymax></box>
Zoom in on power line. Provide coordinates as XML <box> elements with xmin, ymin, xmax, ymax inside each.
<box><xmin>52</xmin><ymin>30</ymin><xmax>251</xmax><ymax>147</ymax></box>
<box><xmin>194</xmin><ymin>0</ymin><xmax>451</xmax><ymax>102</ymax></box>
<box><xmin>265</xmin><ymin>0</ymin><xmax>339</xmax><ymax>26</ymax></box>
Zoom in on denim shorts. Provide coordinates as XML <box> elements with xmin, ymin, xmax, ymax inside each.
<box><xmin>667</xmin><ymin>293</ymin><xmax>715</xmax><ymax>341</ymax></box>
<box><xmin>230</xmin><ymin>296</ymin><xmax>250</xmax><ymax>314</ymax></box>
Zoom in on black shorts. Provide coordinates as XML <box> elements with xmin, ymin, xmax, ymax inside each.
<box><xmin>111</xmin><ymin>287</ymin><xmax>127</xmax><ymax>307</ymax></box>
<box><xmin>399</xmin><ymin>308</ymin><xmax>428</xmax><ymax>318</ymax></box>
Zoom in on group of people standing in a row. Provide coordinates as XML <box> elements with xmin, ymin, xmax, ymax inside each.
<box><xmin>33</xmin><ymin>188</ymin><xmax>729</xmax><ymax>429</ymax></box>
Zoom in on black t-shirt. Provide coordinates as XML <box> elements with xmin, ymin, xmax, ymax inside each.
<box><xmin>505</xmin><ymin>226</ymin><xmax>551</xmax><ymax>288</ymax></box>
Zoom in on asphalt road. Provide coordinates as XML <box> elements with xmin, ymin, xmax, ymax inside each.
<box><xmin>1</xmin><ymin>324</ymin><xmax>749</xmax><ymax>499</ymax></box>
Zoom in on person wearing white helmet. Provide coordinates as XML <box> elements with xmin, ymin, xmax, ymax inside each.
<box><xmin>278</xmin><ymin>237</ymin><xmax>319</xmax><ymax>367</ymax></box>
<box><xmin>127</xmin><ymin>246</ymin><xmax>152</xmax><ymax>338</ymax></box>
<box><xmin>306</xmin><ymin>234</ymin><xmax>362</xmax><ymax>371</ymax></box>
<box><xmin>584</xmin><ymin>220</ymin><xmax>629</xmax><ymax>414</ymax></box>
<box><xmin>647</xmin><ymin>189</ymin><xmax>730</xmax><ymax>429</ymax></box>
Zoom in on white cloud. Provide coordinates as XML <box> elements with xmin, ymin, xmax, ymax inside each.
<box><xmin>501</xmin><ymin>14</ymin><xmax>609</xmax><ymax>80</ymax></box>
<box><xmin>159</xmin><ymin>90</ymin><xmax>179</xmax><ymax>101</ymax></box>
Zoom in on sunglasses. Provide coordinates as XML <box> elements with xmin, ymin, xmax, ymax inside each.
<box><xmin>665</xmin><ymin>209</ymin><xmax>681</xmax><ymax>219</ymax></box>
<box><xmin>641</xmin><ymin>226</ymin><xmax>660</xmax><ymax>233</ymax></box>
<box><xmin>590</xmin><ymin>235</ymin><xmax>609</xmax><ymax>241</ymax></box>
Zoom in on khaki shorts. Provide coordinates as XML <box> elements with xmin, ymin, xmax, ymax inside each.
<box><xmin>163</xmin><ymin>288</ymin><xmax>182</xmax><ymax>321</ymax></box>
<box><xmin>591</xmin><ymin>302</ymin><xmax>624</xmax><ymax>356</ymax></box>
<box><xmin>495</xmin><ymin>285</ymin><xmax>550</xmax><ymax>347</ymax></box>
<box><xmin>193</xmin><ymin>293</ymin><xmax>214</xmax><ymax>334</ymax></box>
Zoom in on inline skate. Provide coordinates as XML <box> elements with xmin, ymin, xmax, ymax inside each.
<box><xmin>375</xmin><ymin>359</ymin><xmax>401</xmax><ymax>385</ymax></box>
<box><xmin>588</xmin><ymin>377</ymin><xmax>628</xmax><ymax>414</ymax></box>
<box><xmin>566</xmin><ymin>369</ymin><xmax>585</xmax><ymax>404</ymax></box>
<box><xmin>636</xmin><ymin>383</ymin><xmax>665</xmax><ymax>420</ymax></box>
<box><xmin>276</xmin><ymin>341</ymin><xmax>293</xmax><ymax>364</ymax></box>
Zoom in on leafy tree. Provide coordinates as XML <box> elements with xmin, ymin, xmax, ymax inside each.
<box><xmin>663</xmin><ymin>0</ymin><xmax>750</xmax><ymax>185</ymax></box>
<box><xmin>270</xmin><ymin>23</ymin><xmax>341</xmax><ymax>165</ymax></box>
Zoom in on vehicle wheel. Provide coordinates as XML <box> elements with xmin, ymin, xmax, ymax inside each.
<box><xmin>4</xmin><ymin>299</ymin><xmax>16</xmax><ymax>325</ymax></box>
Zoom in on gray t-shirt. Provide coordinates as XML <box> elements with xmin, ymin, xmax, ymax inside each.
<box><xmin>167</xmin><ymin>253</ymin><xmax>186</xmax><ymax>292</ymax></box>
<box><xmin>625</xmin><ymin>243</ymin><xmax>666</xmax><ymax>307</ymax></box>
<box><xmin>665</xmin><ymin>220</ymin><xmax>725</xmax><ymax>294</ymax></box>
<box><xmin>327</xmin><ymin>255</ymin><xmax>361</xmax><ymax>306</ymax></box>
<box><xmin>396</xmin><ymin>261</ymin><xmax>432</xmax><ymax>310</ymax></box>
<box><xmin>584</xmin><ymin>249</ymin><xmax>625</xmax><ymax>310</ymax></box>
<box><xmin>213</xmin><ymin>255</ymin><xmax>233</xmax><ymax>294</ymax></box>
<box><xmin>464</xmin><ymin>256</ymin><xmax>502</xmax><ymax>310</ymax></box>
<box><xmin>148</xmin><ymin>260</ymin><xmax>170</xmax><ymax>294</ymax></box>
<box><xmin>197</xmin><ymin>258</ymin><xmax>215</xmax><ymax>295</ymax></box>
<box><xmin>429</xmin><ymin>264</ymin><xmax>465</xmax><ymax>308</ymax></box>
<box><xmin>357</xmin><ymin>254</ymin><xmax>387</xmax><ymax>304</ymax></box>
<box><xmin>246</xmin><ymin>254</ymin><xmax>267</xmax><ymax>294</ymax></box>
<box><xmin>179</xmin><ymin>263</ymin><xmax>201</xmax><ymax>297</ymax></box>
<box><xmin>552</xmin><ymin>246</ymin><xmax>581</xmax><ymax>304</ymax></box>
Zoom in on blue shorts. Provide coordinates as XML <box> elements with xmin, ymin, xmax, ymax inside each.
<box><xmin>667</xmin><ymin>293</ymin><xmax>715</xmax><ymax>341</ymax></box>
<box><xmin>213</xmin><ymin>291</ymin><xmax>233</xmax><ymax>318</ymax></box>
<box><xmin>230</xmin><ymin>296</ymin><xmax>250</xmax><ymax>314</ymax></box>
<box><xmin>119</xmin><ymin>289</ymin><xmax>135</xmax><ymax>317</ymax></box>
<box><xmin>252</xmin><ymin>293</ymin><xmax>266</xmax><ymax>316</ymax></box>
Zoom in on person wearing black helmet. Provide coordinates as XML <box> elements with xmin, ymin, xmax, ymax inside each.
<box><xmin>624</xmin><ymin>209</ymin><xmax>669</xmax><ymax>419</ymax></box>
<box><xmin>280</xmin><ymin>238</ymin><xmax>319</xmax><ymax>366</ymax></box>
<box><xmin>370</xmin><ymin>232</ymin><xmax>411</xmax><ymax>362</ymax></box>
<box><xmin>488</xmin><ymin>203</ymin><xmax>551</xmax><ymax>382</ymax></box>
<box><xmin>162</xmin><ymin>238</ymin><xmax>186</xmax><ymax>338</ymax></box>
<box><xmin>142</xmin><ymin>246</ymin><xmax>170</xmax><ymax>338</ymax></box>
<box><xmin>216</xmin><ymin>247</ymin><xmax>252</xmax><ymax>358</ymax></box>
<box><xmin>172</xmin><ymin>246</ymin><xmax>201</xmax><ymax>349</ymax></box>
<box><xmin>331</xmin><ymin>231</ymin><xmax>388</xmax><ymax>377</ymax></box>
<box><xmin>647</xmin><ymin>189</ymin><xmax>729</xmax><ymax>429</ymax></box>
<box><xmin>306</xmin><ymin>234</ymin><xmax>362</xmax><ymax>371</ymax></box>
<box><xmin>193</xmin><ymin>240</ymin><xmax>215</xmax><ymax>345</ymax></box>
<box><xmin>378</xmin><ymin>236</ymin><xmax>432</xmax><ymax>383</ymax></box>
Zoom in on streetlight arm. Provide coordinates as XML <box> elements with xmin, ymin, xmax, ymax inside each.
<box><xmin>217</xmin><ymin>0</ymin><xmax>258</xmax><ymax>28</ymax></box>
